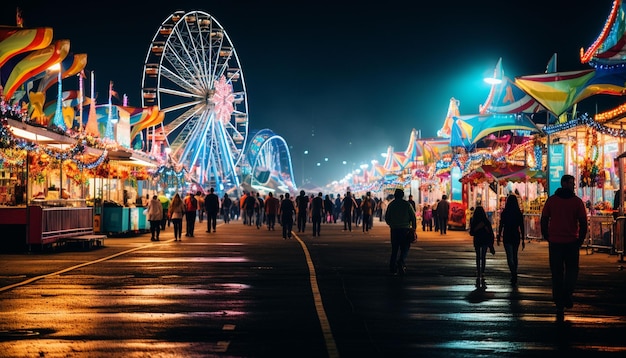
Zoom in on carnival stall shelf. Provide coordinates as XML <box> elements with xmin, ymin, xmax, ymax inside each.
<box><xmin>585</xmin><ymin>215</ymin><xmax>615</xmax><ymax>254</ymax></box>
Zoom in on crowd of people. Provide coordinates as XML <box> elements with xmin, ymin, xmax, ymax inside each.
<box><xmin>146</xmin><ymin>175</ymin><xmax>587</xmax><ymax>321</ymax></box>
<box><xmin>147</xmin><ymin>188</ymin><xmax>401</xmax><ymax>240</ymax></box>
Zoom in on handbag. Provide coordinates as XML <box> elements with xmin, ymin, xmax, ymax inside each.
<box><xmin>407</xmin><ymin>228</ymin><xmax>417</xmax><ymax>243</ymax></box>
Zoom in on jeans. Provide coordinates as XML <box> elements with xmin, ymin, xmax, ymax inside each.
<box><xmin>503</xmin><ymin>241</ymin><xmax>520</xmax><ymax>277</ymax></box>
<box><xmin>389</xmin><ymin>228</ymin><xmax>411</xmax><ymax>273</ymax></box>
<box><xmin>439</xmin><ymin>216</ymin><xmax>448</xmax><ymax>234</ymax></box>
<box><xmin>312</xmin><ymin>215</ymin><xmax>322</xmax><ymax>236</ymax></box>
<box><xmin>475</xmin><ymin>245</ymin><xmax>488</xmax><ymax>276</ymax></box>
<box><xmin>172</xmin><ymin>218</ymin><xmax>183</xmax><ymax>239</ymax></box>
<box><xmin>206</xmin><ymin>212</ymin><xmax>218</xmax><ymax>232</ymax></box>
<box><xmin>549</xmin><ymin>241</ymin><xmax>580</xmax><ymax>308</ymax></box>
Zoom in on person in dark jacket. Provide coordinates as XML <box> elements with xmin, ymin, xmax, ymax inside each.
<box><xmin>384</xmin><ymin>188</ymin><xmax>417</xmax><ymax>276</ymax></box>
<box><xmin>323</xmin><ymin>194</ymin><xmax>334</xmax><ymax>224</ymax></box>
<box><xmin>310</xmin><ymin>192</ymin><xmax>324</xmax><ymax>236</ymax></box>
<box><xmin>341</xmin><ymin>191</ymin><xmax>358</xmax><ymax>232</ymax></box>
<box><xmin>204</xmin><ymin>187</ymin><xmax>220</xmax><ymax>233</ymax></box>
<box><xmin>497</xmin><ymin>194</ymin><xmax>525</xmax><ymax>285</ymax></box>
<box><xmin>437</xmin><ymin>195</ymin><xmax>450</xmax><ymax>234</ymax></box>
<box><xmin>279</xmin><ymin>193</ymin><xmax>296</xmax><ymax>239</ymax></box>
<box><xmin>540</xmin><ymin>174</ymin><xmax>588</xmax><ymax>321</ymax></box>
<box><xmin>470</xmin><ymin>206</ymin><xmax>494</xmax><ymax>288</ymax></box>
<box><xmin>295</xmin><ymin>190</ymin><xmax>309</xmax><ymax>232</ymax></box>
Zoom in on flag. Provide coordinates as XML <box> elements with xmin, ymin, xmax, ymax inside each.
<box><xmin>109</xmin><ymin>81</ymin><xmax>119</xmax><ymax>99</ymax></box>
<box><xmin>16</xmin><ymin>7</ymin><xmax>23</xmax><ymax>27</ymax></box>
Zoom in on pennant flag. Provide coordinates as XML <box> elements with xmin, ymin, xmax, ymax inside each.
<box><xmin>109</xmin><ymin>81</ymin><xmax>119</xmax><ymax>100</ymax></box>
<box><xmin>16</xmin><ymin>7</ymin><xmax>23</xmax><ymax>27</ymax></box>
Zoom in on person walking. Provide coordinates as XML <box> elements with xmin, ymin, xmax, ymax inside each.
<box><xmin>157</xmin><ymin>192</ymin><xmax>170</xmax><ymax>230</ymax></box>
<box><xmin>279</xmin><ymin>192</ymin><xmax>296</xmax><ymax>239</ymax></box>
<box><xmin>361</xmin><ymin>192</ymin><xmax>375</xmax><ymax>232</ymax></box>
<box><xmin>432</xmin><ymin>199</ymin><xmax>440</xmax><ymax>232</ymax></box>
<box><xmin>168</xmin><ymin>193</ymin><xmax>185</xmax><ymax>241</ymax></box>
<box><xmin>204</xmin><ymin>187</ymin><xmax>220</xmax><ymax>233</ymax></box>
<box><xmin>310</xmin><ymin>192</ymin><xmax>324</xmax><ymax>236</ymax></box>
<box><xmin>240</xmin><ymin>191</ymin><xmax>249</xmax><ymax>225</ymax></box>
<box><xmin>296</xmin><ymin>190</ymin><xmax>309</xmax><ymax>232</ymax></box>
<box><xmin>184</xmin><ymin>192</ymin><xmax>197</xmax><ymax>237</ymax></box>
<box><xmin>221</xmin><ymin>193</ymin><xmax>232</xmax><ymax>224</ymax></box>
<box><xmin>147</xmin><ymin>195</ymin><xmax>163</xmax><ymax>241</ymax></box>
<box><xmin>437</xmin><ymin>195</ymin><xmax>450</xmax><ymax>234</ymax></box>
<box><xmin>255</xmin><ymin>192</ymin><xmax>265</xmax><ymax>229</ymax></box>
<box><xmin>195</xmin><ymin>191</ymin><xmax>205</xmax><ymax>223</ymax></box>
<box><xmin>323</xmin><ymin>194</ymin><xmax>334</xmax><ymax>224</ymax></box>
<box><xmin>334</xmin><ymin>194</ymin><xmax>342</xmax><ymax>224</ymax></box>
<box><xmin>264</xmin><ymin>192</ymin><xmax>280</xmax><ymax>231</ymax></box>
<box><xmin>469</xmin><ymin>206</ymin><xmax>495</xmax><ymax>288</ymax></box>
<box><xmin>384</xmin><ymin>188</ymin><xmax>417</xmax><ymax>276</ymax></box>
<box><xmin>422</xmin><ymin>204</ymin><xmax>432</xmax><ymax>231</ymax></box>
<box><xmin>341</xmin><ymin>191</ymin><xmax>357</xmax><ymax>232</ymax></box>
<box><xmin>408</xmin><ymin>194</ymin><xmax>416</xmax><ymax>211</ymax></box>
<box><xmin>540</xmin><ymin>174</ymin><xmax>588</xmax><ymax>321</ymax></box>
<box><xmin>244</xmin><ymin>191</ymin><xmax>257</xmax><ymax>226</ymax></box>
<box><xmin>497</xmin><ymin>195</ymin><xmax>525</xmax><ymax>285</ymax></box>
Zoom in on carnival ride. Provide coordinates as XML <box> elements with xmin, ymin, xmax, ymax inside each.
<box><xmin>240</xmin><ymin>129</ymin><xmax>297</xmax><ymax>194</ymax></box>
<box><xmin>141</xmin><ymin>10</ymin><xmax>249</xmax><ymax>194</ymax></box>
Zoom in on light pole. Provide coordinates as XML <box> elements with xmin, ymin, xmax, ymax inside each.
<box><xmin>302</xmin><ymin>150</ymin><xmax>308</xmax><ymax>186</ymax></box>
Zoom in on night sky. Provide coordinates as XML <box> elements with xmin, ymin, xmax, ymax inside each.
<box><xmin>1</xmin><ymin>1</ymin><xmax>617</xmax><ymax>187</ymax></box>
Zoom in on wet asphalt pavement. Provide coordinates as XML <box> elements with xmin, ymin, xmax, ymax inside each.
<box><xmin>0</xmin><ymin>218</ymin><xmax>625</xmax><ymax>357</ymax></box>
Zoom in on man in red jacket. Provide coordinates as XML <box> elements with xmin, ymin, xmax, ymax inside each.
<box><xmin>540</xmin><ymin>174</ymin><xmax>588</xmax><ymax>321</ymax></box>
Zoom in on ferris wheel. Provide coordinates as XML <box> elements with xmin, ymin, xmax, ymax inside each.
<box><xmin>141</xmin><ymin>10</ymin><xmax>248</xmax><ymax>193</ymax></box>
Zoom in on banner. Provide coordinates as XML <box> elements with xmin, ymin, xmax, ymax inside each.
<box><xmin>549</xmin><ymin>144</ymin><xmax>565</xmax><ymax>196</ymax></box>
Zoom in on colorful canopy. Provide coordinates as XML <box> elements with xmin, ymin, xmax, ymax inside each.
<box><xmin>514</xmin><ymin>70</ymin><xmax>596</xmax><ymax>117</ymax></box>
<box><xmin>450</xmin><ymin>113</ymin><xmax>538</xmax><ymax>148</ymax></box>
<box><xmin>580</xmin><ymin>0</ymin><xmax>626</xmax><ymax>65</ymax></box>
<box><xmin>480</xmin><ymin>58</ymin><xmax>544</xmax><ymax>115</ymax></box>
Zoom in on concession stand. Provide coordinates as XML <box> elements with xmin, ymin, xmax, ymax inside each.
<box><xmin>0</xmin><ymin>106</ymin><xmax>159</xmax><ymax>250</ymax></box>
<box><xmin>0</xmin><ymin>115</ymin><xmax>105</xmax><ymax>251</ymax></box>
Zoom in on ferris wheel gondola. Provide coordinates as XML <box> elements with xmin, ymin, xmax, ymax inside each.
<box><xmin>141</xmin><ymin>10</ymin><xmax>248</xmax><ymax>194</ymax></box>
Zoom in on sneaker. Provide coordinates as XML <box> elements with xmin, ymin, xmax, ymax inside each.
<box><xmin>556</xmin><ymin>307</ymin><xmax>565</xmax><ymax>321</ymax></box>
<box><xmin>564</xmin><ymin>296</ymin><xmax>573</xmax><ymax>309</ymax></box>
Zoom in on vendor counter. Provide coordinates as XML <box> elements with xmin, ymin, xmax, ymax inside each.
<box><xmin>0</xmin><ymin>205</ymin><xmax>95</xmax><ymax>251</ymax></box>
<box><xmin>100</xmin><ymin>205</ymin><xmax>149</xmax><ymax>236</ymax></box>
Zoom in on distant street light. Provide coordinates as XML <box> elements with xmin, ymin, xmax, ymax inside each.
<box><xmin>484</xmin><ymin>77</ymin><xmax>502</xmax><ymax>85</ymax></box>
<box><xmin>302</xmin><ymin>150</ymin><xmax>308</xmax><ymax>186</ymax></box>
